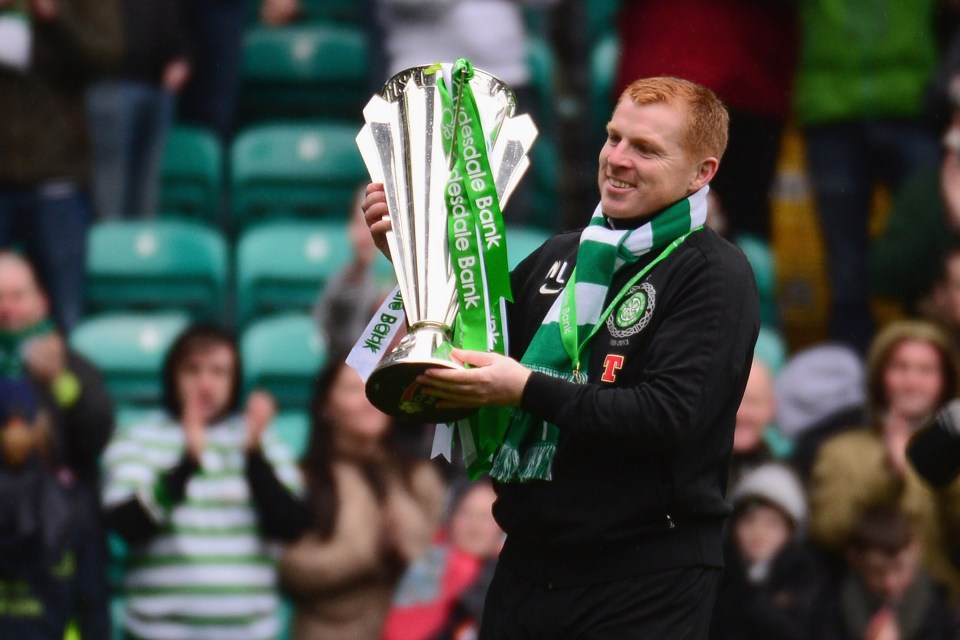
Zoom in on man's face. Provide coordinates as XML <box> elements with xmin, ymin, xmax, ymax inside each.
<box><xmin>883</xmin><ymin>339</ymin><xmax>944</xmax><ymax>422</ymax></box>
<box><xmin>598</xmin><ymin>99</ymin><xmax>709</xmax><ymax>221</ymax></box>
<box><xmin>0</xmin><ymin>262</ymin><xmax>47</xmax><ymax>332</ymax></box>
<box><xmin>853</xmin><ymin>543</ymin><xmax>921</xmax><ymax>604</ymax></box>
<box><xmin>176</xmin><ymin>344</ymin><xmax>236</xmax><ymax>424</ymax></box>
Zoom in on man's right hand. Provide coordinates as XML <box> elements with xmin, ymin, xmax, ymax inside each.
<box><xmin>361</xmin><ymin>183</ymin><xmax>392</xmax><ymax>261</ymax></box>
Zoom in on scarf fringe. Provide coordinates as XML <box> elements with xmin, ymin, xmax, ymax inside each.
<box><xmin>519</xmin><ymin>441</ymin><xmax>555</xmax><ymax>482</ymax></box>
<box><xmin>490</xmin><ymin>443</ymin><xmax>522</xmax><ymax>482</ymax></box>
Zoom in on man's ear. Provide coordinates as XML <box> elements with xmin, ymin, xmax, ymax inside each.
<box><xmin>690</xmin><ymin>157</ymin><xmax>720</xmax><ymax>192</ymax></box>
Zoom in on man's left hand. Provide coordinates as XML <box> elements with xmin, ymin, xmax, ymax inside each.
<box><xmin>416</xmin><ymin>349</ymin><xmax>531</xmax><ymax>408</ymax></box>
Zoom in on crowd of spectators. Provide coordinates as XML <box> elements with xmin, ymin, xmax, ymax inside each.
<box><xmin>7</xmin><ymin>0</ymin><xmax>960</xmax><ymax>639</ymax></box>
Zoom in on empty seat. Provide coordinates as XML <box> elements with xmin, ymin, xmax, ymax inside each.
<box><xmin>86</xmin><ymin>219</ymin><xmax>229</xmax><ymax>320</ymax></box>
<box><xmin>230</xmin><ymin>121</ymin><xmax>368</xmax><ymax>229</ymax></box>
<box><xmin>234</xmin><ymin>220</ymin><xmax>352</xmax><ymax>325</ymax></box>
<box><xmin>241</xmin><ymin>313</ymin><xmax>328</xmax><ymax>409</ymax></box>
<box><xmin>238</xmin><ymin>23</ymin><xmax>370</xmax><ymax>124</ymax></box>
<box><xmin>70</xmin><ymin>312</ymin><xmax>190</xmax><ymax>406</ymax></box>
<box><xmin>160</xmin><ymin>125</ymin><xmax>223</xmax><ymax>223</ymax></box>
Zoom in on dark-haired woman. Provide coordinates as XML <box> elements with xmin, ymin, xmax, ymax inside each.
<box><xmin>102</xmin><ymin>322</ymin><xmax>311</xmax><ymax>640</ymax></box>
<box><xmin>280</xmin><ymin>357</ymin><xmax>446</xmax><ymax>640</ymax></box>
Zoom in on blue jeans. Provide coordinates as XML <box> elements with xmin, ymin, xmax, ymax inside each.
<box><xmin>0</xmin><ymin>183</ymin><xmax>90</xmax><ymax>331</ymax></box>
<box><xmin>86</xmin><ymin>80</ymin><xmax>175</xmax><ymax>220</ymax></box>
<box><xmin>804</xmin><ymin>120</ymin><xmax>941</xmax><ymax>352</ymax></box>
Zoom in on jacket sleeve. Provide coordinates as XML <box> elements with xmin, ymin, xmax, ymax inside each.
<box><xmin>519</xmin><ymin>245</ymin><xmax>759</xmax><ymax>451</ymax></box>
<box><xmin>245</xmin><ymin>448</ymin><xmax>312</xmax><ymax>542</ymax></box>
<box><xmin>32</xmin><ymin>0</ymin><xmax>125</xmax><ymax>80</ymax></box>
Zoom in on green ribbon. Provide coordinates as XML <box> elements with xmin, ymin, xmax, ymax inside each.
<box><xmin>431</xmin><ymin>58</ymin><xmax>514</xmax><ymax>478</ymax></box>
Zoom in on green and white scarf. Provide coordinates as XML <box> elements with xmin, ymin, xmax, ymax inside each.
<box><xmin>489</xmin><ymin>187</ymin><xmax>709</xmax><ymax>482</ymax></box>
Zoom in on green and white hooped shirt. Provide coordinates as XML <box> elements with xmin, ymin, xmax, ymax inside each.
<box><xmin>102</xmin><ymin>412</ymin><xmax>303</xmax><ymax>640</ymax></box>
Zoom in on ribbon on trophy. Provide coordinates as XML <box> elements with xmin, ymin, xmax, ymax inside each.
<box><xmin>431</xmin><ymin>58</ymin><xmax>513</xmax><ymax>478</ymax></box>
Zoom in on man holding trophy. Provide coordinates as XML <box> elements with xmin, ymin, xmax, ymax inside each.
<box><xmin>360</xmin><ymin>73</ymin><xmax>759</xmax><ymax>638</ymax></box>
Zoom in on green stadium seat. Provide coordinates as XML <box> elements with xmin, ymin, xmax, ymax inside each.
<box><xmin>230</xmin><ymin>122</ymin><xmax>368</xmax><ymax>230</ymax></box>
<box><xmin>160</xmin><ymin>125</ymin><xmax>223</xmax><ymax>223</ymax></box>
<box><xmin>271</xmin><ymin>410</ymin><xmax>310</xmax><ymax>459</ymax></box>
<box><xmin>85</xmin><ymin>219</ymin><xmax>229</xmax><ymax>319</ymax></box>
<box><xmin>241</xmin><ymin>313</ymin><xmax>327</xmax><ymax>409</ymax></box>
<box><xmin>506</xmin><ymin>225</ymin><xmax>551</xmax><ymax>269</ymax></box>
<box><xmin>238</xmin><ymin>23</ymin><xmax>369</xmax><ymax>124</ymax></box>
<box><xmin>235</xmin><ymin>220</ymin><xmax>352</xmax><ymax>325</ymax></box>
<box><xmin>70</xmin><ymin>312</ymin><xmax>190</xmax><ymax>406</ymax></box>
<box><xmin>754</xmin><ymin>325</ymin><xmax>787</xmax><ymax>376</ymax></box>
<box><xmin>525</xmin><ymin>36</ymin><xmax>562</xmax><ymax>230</ymax></box>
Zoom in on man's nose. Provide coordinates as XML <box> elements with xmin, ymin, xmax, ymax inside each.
<box><xmin>607</xmin><ymin>140</ymin><xmax>630</xmax><ymax>166</ymax></box>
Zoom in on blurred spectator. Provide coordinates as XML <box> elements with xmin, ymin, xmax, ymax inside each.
<box><xmin>870</xmin><ymin>81</ymin><xmax>960</xmax><ymax>315</ymax></box>
<box><xmin>0</xmin><ymin>252</ymin><xmax>114</xmax><ymax>503</ymax></box>
<box><xmin>925</xmin><ymin>242</ymin><xmax>960</xmax><ymax>347</ymax></box>
<box><xmin>711</xmin><ymin>463</ymin><xmax>825</xmax><ymax>640</ymax></box>
<box><xmin>808</xmin><ymin>320</ymin><xmax>960</xmax><ymax>600</ymax></box>
<box><xmin>279</xmin><ymin>357</ymin><xmax>446</xmax><ymax>640</ymax></box>
<box><xmin>794</xmin><ymin>0</ymin><xmax>942</xmax><ymax>353</ymax></box>
<box><xmin>85</xmin><ymin>0</ymin><xmax>190</xmax><ymax>220</ymax></box>
<box><xmin>314</xmin><ymin>185</ymin><xmax>392</xmax><ymax>356</ymax></box>
<box><xmin>102</xmin><ymin>323</ymin><xmax>310</xmax><ymax>639</ymax></box>
<box><xmin>383</xmin><ymin>477</ymin><xmax>503</xmax><ymax>640</ymax></box>
<box><xmin>729</xmin><ymin>358</ymin><xmax>777</xmax><ymax>491</ymax></box>
<box><xmin>774</xmin><ymin>342</ymin><xmax>867</xmax><ymax>482</ymax></box>
<box><xmin>0</xmin><ymin>377</ymin><xmax>109</xmax><ymax>640</ymax></box>
<box><xmin>614</xmin><ymin>0</ymin><xmax>798</xmax><ymax>243</ymax></box>
<box><xmin>175</xmin><ymin>0</ymin><xmax>300</xmax><ymax>141</ymax></box>
<box><xmin>815</xmin><ymin>505</ymin><xmax>955</xmax><ymax>640</ymax></box>
<box><xmin>0</xmin><ymin>0</ymin><xmax>123</xmax><ymax>331</ymax></box>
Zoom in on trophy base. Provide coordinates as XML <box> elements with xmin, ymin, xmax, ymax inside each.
<box><xmin>365</xmin><ymin>325</ymin><xmax>477</xmax><ymax>424</ymax></box>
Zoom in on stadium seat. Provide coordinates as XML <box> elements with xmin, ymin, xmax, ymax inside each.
<box><xmin>70</xmin><ymin>312</ymin><xmax>190</xmax><ymax>406</ymax></box>
<box><xmin>85</xmin><ymin>219</ymin><xmax>229</xmax><ymax>320</ymax></box>
<box><xmin>241</xmin><ymin>313</ymin><xmax>327</xmax><ymax>409</ymax></box>
<box><xmin>230</xmin><ymin>122</ymin><xmax>368</xmax><ymax>230</ymax></box>
<box><xmin>525</xmin><ymin>36</ymin><xmax>562</xmax><ymax>230</ymax></box>
<box><xmin>160</xmin><ymin>125</ymin><xmax>223</xmax><ymax>223</ymax></box>
<box><xmin>271</xmin><ymin>410</ymin><xmax>311</xmax><ymax>459</ymax></box>
<box><xmin>235</xmin><ymin>220</ymin><xmax>353</xmax><ymax>325</ymax></box>
<box><xmin>506</xmin><ymin>225</ymin><xmax>551</xmax><ymax>269</ymax></box>
<box><xmin>238</xmin><ymin>23</ymin><xmax>370</xmax><ymax>124</ymax></box>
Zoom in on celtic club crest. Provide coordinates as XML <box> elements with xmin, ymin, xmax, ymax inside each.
<box><xmin>607</xmin><ymin>282</ymin><xmax>656</xmax><ymax>338</ymax></box>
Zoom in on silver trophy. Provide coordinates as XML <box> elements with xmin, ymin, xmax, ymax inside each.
<box><xmin>356</xmin><ymin>63</ymin><xmax>537</xmax><ymax>423</ymax></box>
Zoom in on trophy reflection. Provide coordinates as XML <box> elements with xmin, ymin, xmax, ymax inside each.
<box><xmin>355</xmin><ymin>62</ymin><xmax>537</xmax><ymax>423</ymax></box>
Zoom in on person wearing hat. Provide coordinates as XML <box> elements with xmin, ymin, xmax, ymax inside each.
<box><xmin>0</xmin><ymin>377</ymin><xmax>109</xmax><ymax>639</ymax></box>
<box><xmin>710</xmin><ymin>463</ymin><xmax>826</xmax><ymax>640</ymax></box>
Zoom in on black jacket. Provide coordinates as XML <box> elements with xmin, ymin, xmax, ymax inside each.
<box><xmin>495</xmin><ymin>224</ymin><xmax>760</xmax><ymax>586</ymax></box>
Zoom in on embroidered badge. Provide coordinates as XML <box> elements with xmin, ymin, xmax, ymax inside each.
<box><xmin>601</xmin><ymin>354</ymin><xmax>624</xmax><ymax>382</ymax></box>
<box><xmin>608</xmin><ymin>282</ymin><xmax>655</xmax><ymax>338</ymax></box>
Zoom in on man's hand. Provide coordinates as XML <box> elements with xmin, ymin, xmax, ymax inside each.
<box><xmin>244</xmin><ymin>390</ymin><xmax>276</xmax><ymax>451</ymax></box>
<box><xmin>416</xmin><ymin>349</ymin><xmax>531</xmax><ymax>408</ymax></box>
<box><xmin>23</xmin><ymin>333</ymin><xmax>66</xmax><ymax>384</ymax></box>
<box><xmin>162</xmin><ymin>58</ymin><xmax>191</xmax><ymax>92</ymax></box>
<box><xmin>361</xmin><ymin>183</ymin><xmax>393</xmax><ymax>261</ymax></box>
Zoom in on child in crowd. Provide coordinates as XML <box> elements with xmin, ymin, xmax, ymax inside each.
<box><xmin>711</xmin><ymin>463</ymin><xmax>825</xmax><ymax>640</ymax></box>
<box><xmin>816</xmin><ymin>505</ymin><xmax>955</xmax><ymax>640</ymax></box>
<box><xmin>384</xmin><ymin>477</ymin><xmax>504</xmax><ymax>640</ymax></box>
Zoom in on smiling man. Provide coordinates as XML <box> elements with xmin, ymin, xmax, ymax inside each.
<box><xmin>364</xmin><ymin>76</ymin><xmax>760</xmax><ymax>639</ymax></box>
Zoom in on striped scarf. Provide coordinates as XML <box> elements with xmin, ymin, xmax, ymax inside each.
<box><xmin>489</xmin><ymin>187</ymin><xmax>709</xmax><ymax>482</ymax></box>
